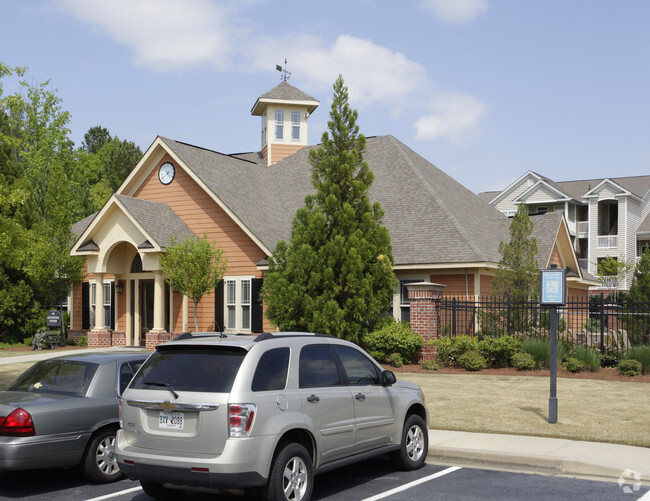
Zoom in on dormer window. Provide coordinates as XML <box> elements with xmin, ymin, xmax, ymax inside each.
<box><xmin>275</xmin><ymin>110</ymin><xmax>284</xmax><ymax>140</ymax></box>
<box><xmin>291</xmin><ymin>111</ymin><xmax>300</xmax><ymax>140</ymax></box>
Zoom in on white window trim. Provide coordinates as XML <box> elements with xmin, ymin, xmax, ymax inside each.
<box><xmin>224</xmin><ymin>276</ymin><xmax>254</xmax><ymax>332</ymax></box>
<box><xmin>90</xmin><ymin>280</ymin><xmax>113</xmax><ymax>329</ymax></box>
<box><xmin>392</xmin><ymin>276</ymin><xmax>426</xmax><ymax>322</ymax></box>
<box><xmin>291</xmin><ymin>111</ymin><xmax>301</xmax><ymax>141</ymax></box>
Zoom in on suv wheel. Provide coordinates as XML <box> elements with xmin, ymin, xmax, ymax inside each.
<box><xmin>81</xmin><ymin>427</ymin><xmax>124</xmax><ymax>483</ymax></box>
<box><xmin>390</xmin><ymin>414</ymin><xmax>428</xmax><ymax>471</ymax></box>
<box><xmin>266</xmin><ymin>443</ymin><xmax>313</xmax><ymax>501</ymax></box>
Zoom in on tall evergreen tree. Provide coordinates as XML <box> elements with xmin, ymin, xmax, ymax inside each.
<box><xmin>262</xmin><ymin>76</ymin><xmax>396</xmax><ymax>343</ymax></box>
<box><xmin>492</xmin><ymin>203</ymin><xmax>539</xmax><ymax>301</ymax></box>
<box><xmin>628</xmin><ymin>247</ymin><xmax>650</xmax><ymax>303</ymax></box>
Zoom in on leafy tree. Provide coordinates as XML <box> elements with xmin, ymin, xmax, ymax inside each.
<box><xmin>595</xmin><ymin>256</ymin><xmax>632</xmax><ymax>297</ymax></box>
<box><xmin>262</xmin><ymin>75</ymin><xmax>396</xmax><ymax>344</ymax></box>
<box><xmin>628</xmin><ymin>248</ymin><xmax>650</xmax><ymax>307</ymax></box>
<box><xmin>82</xmin><ymin>125</ymin><xmax>110</xmax><ymax>154</ymax></box>
<box><xmin>97</xmin><ymin>136</ymin><xmax>142</xmax><ymax>191</ymax></box>
<box><xmin>160</xmin><ymin>234</ymin><xmax>228</xmax><ymax>332</ymax></box>
<box><xmin>492</xmin><ymin>203</ymin><xmax>539</xmax><ymax>302</ymax></box>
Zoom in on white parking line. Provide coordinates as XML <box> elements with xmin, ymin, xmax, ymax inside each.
<box><xmin>637</xmin><ymin>489</ymin><xmax>650</xmax><ymax>501</ymax></box>
<box><xmin>84</xmin><ymin>486</ymin><xmax>143</xmax><ymax>501</ymax></box>
<box><xmin>361</xmin><ymin>466</ymin><xmax>462</xmax><ymax>501</ymax></box>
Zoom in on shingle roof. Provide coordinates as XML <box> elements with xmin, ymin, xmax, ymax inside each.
<box><xmin>161</xmin><ymin>135</ymin><xmax>516</xmax><ymax>266</ymax></box>
<box><xmin>115</xmin><ymin>194</ymin><xmax>195</xmax><ymax>248</ymax></box>
<box><xmin>250</xmin><ymin>81</ymin><xmax>320</xmax><ymax>116</ymax></box>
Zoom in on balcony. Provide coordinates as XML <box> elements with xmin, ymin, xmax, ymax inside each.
<box><xmin>577</xmin><ymin>221</ymin><xmax>589</xmax><ymax>238</ymax></box>
<box><xmin>597</xmin><ymin>235</ymin><xmax>618</xmax><ymax>249</ymax></box>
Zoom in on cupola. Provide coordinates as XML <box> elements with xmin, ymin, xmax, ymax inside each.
<box><xmin>251</xmin><ymin>81</ymin><xmax>319</xmax><ymax>166</ymax></box>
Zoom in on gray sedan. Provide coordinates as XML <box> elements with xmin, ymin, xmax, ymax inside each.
<box><xmin>0</xmin><ymin>351</ymin><xmax>148</xmax><ymax>483</ymax></box>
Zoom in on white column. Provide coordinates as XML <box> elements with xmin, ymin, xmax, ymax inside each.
<box><xmin>152</xmin><ymin>271</ymin><xmax>165</xmax><ymax>332</ymax></box>
<box><xmin>182</xmin><ymin>295</ymin><xmax>189</xmax><ymax>332</ymax></box>
<box><xmin>95</xmin><ymin>274</ymin><xmax>105</xmax><ymax>329</ymax></box>
<box><xmin>125</xmin><ymin>279</ymin><xmax>132</xmax><ymax>345</ymax></box>
<box><xmin>134</xmin><ymin>279</ymin><xmax>141</xmax><ymax>346</ymax></box>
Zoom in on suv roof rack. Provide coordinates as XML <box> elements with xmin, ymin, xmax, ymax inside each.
<box><xmin>254</xmin><ymin>332</ymin><xmax>334</xmax><ymax>342</ymax></box>
<box><xmin>172</xmin><ymin>332</ymin><xmax>228</xmax><ymax>341</ymax></box>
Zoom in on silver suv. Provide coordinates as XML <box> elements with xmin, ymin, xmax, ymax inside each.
<box><xmin>116</xmin><ymin>332</ymin><xmax>428</xmax><ymax>500</ymax></box>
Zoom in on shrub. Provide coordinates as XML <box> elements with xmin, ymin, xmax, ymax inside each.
<box><xmin>511</xmin><ymin>352</ymin><xmax>535</xmax><ymax>371</ymax></box>
<box><xmin>617</xmin><ymin>359</ymin><xmax>642</xmax><ymax>377</ymax></box>
<box><xmin>433</xmin><ymin>335</ymin><xmax>478</xmax><ymax>366</ymax></box>
<box><xmin>478</xmin><ymin>336</ymin><xmax>519</xmax><ymax>368</ymax></box>
<box><xmin>600</xmin><ymin>349</ymin><xmax>621</xmax><ymax>368</ymax></box>
<box><xmin>622</xmin><ymin>346</ymin><xmax>650</xmax><ymax>374</ymax></box>
<box><xmin>65</xmin><ymin>337</ymin><xmax>76</xmax><ymax>346</ymax></box>
<box><xmin>421</xmin><ymin>360</ymin><xmax>439</xmax><ymax>371</ymax></box>
<box><xmin>568</xmin><ymin>346</ymin><xmax>601</xmax><ymax>372</ymax></box>
<box><xmin>23</xmin><ymin>337</ymin><xmax>33</xmax><ymax>347</ymax></box>
<box><xmin>78</xmin><ymin>335</ymin><xmax>88</xmax><ymax>347</ymax></box>
<box><xmin>388</xmin><ymin>353</ymin><xmax>403</xmax><ymax>368</ymax></box>
<box><xmin>458</xmin><ymin>350</ymin><xmax>485</xmax><ymax>371</ymax></box>
<box><xmin>519</xmin><ymin>337</ymin><xmax>566</xmax><ymax>370</ymax></box>
<box><xmin>364</xmin><ymin>320</ymin><xmax>423</xmax><ymax>364</ymax></box>
<box><xmin>563</xmin><ymin>357</ymin><xmax>585</xmax><ymax>373</ymax></box>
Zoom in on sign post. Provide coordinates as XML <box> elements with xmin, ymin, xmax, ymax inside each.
<box><xmin>540</xmin><ymin>264</ymin><xmax>566</xmax><ymax>424</ymax></box>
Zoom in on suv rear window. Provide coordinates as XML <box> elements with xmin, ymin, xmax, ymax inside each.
<box><xmin>130</xmin><ymin>346</ymin><xmax>246</xmax><ymax>393</ymax></box>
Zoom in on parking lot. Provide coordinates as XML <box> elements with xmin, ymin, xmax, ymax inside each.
<box><xmin>2</xmin><ymin>458</ymin><xmax>647</xmax><ymax>501</ymax></box>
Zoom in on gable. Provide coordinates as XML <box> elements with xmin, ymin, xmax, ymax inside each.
<box><xmin>492</xmin><ymin>171</ymin><xmax>542</xmax><ymax>212</ymax></box>
<box><xmin>514</xmin><ymin>181</ymin><xmax>570</xmax><ymax>205</ymax></box>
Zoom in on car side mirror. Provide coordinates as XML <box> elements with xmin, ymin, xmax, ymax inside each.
<box><xmin>381</xmin><ymin>370</ymin><xmax>397</xmax><ymax>386</ymax></box>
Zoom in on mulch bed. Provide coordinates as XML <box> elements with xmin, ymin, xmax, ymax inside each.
<box><xmin>393</xmin><ymin>364</ymin><xmax>650</xmax><ymax>383</ymax></box>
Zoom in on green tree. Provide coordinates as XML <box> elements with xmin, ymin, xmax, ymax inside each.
<box><xmin>82</xmin><ymin>125</ymin><xmax>110</xmax><ymax>154</ymax></box>
<box><xmin>262</xmin><ymin>75</ymin><xmax>396</xmax><ymax>343</ymax></box>
<box><xmin>160</xmin><ymin>234</ymin><xmax>228</xmax><ymax>332</ymax></box>
<box><xmin>97</xmin><ymin>136</ymin><xmax>142</xmax><ymax>191</ymax></box>
<box><xmin>628</xmin><ymin>248</ymin><xmax>650</xmax><ymax>303</ymax></box>
<box><xmin>596</xmin><ymin>256</ymin><xmax>632</xmax><ymax>297</ymax></box>
<box><xmin>492</xmin><ymin>203</ymin><xmax>539</xmax><ymax>302</ymax></box>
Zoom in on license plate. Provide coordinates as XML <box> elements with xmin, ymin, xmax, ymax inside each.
<box><xmin>159</xmin><ymin>411</ymin><xmax>184</xmax><ymax>429</ymax></box>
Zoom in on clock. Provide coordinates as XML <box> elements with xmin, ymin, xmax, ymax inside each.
<box><xmin>158</xmin><ymin>162</ymin><xmax>175</xmax><ymax>185</ymax></box>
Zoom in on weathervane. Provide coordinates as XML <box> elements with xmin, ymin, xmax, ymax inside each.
<box><xmin>275</xmin><ymin>58</ymin><xmax>291</xmax><ymax>82</ymax></box>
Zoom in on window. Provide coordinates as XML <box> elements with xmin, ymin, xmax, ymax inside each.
<box><xmin>291</xmin><ymin>111</ymin><xmax>300</xmax><ymax>140</ymax></box>
<box><xmin>398</xmin><ymin>279</ymin><xmax>424</xmax><ymax>323</ymax></box>
<box><xmin>223</xmin><ymin>277</ymin><xmax>255</xmax><ymax>332</ymax></box>
<box><xmin>252</xmin><ymin>348</ymin><xmax>290</xmax><ymax>391</ymax></box>
<box><xmin>241</xmin><ymin>280</ymin><xmax>251</xmax><ymax>330</ymax></box>
<box><xmin>275</xmin><ymin>110</ymin><xmax>284</xmax><ymax>140</ymax></box>
<box><xmin>334</xmin><ymin>346</ymin><xmax>380</xmax><ymax>385</ymax></box>
<box><xmin>537</xmin><ymin>206</ymin><xmax>548</xmax><ymax>214</ymax></box>
<box><xmin>130</xmin><ymin>347</ymin><xmax>246</xmax><ymax>393</ymax></box>
<box><xmin>226</xmin><ymin>280</ymin><xmax>237</xmax><ymax>330</ymax></box>
<box><xmin>90</xmin><ymin>282</ymin><xmax>112</xmax><ymax>328</ymax></box>
<box><xmin>299</xmin><ymin>345</ymin><xmax>341</xmax><ymax>388</ymax></box>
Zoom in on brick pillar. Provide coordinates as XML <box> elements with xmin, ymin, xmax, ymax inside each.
<box><xmin>406</xmin><ymin>282</ymin><xmax>446</xmax><ymax>362</ymax></box>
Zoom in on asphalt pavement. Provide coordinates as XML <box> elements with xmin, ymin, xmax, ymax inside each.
<box><xmin>3</xmin><ymin>347</ymin><xmax>649</xmax><ymax>488</ymax></box>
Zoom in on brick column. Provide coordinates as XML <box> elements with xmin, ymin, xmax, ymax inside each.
<box><xmin>406</xmin><ymin>282</ymin><xmax>446</xmax><ymax>362</ymax></box>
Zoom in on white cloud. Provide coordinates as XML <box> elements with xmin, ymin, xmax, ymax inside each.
<box><xmin>57</xmin><ymin>0</ymin><xmax>232</xmax><ymax>70</ymax></box>
<box><xmin>421</xmin><ymin>0</ymin><xmax>488</xmax><ymax>23</ymax></box>
<box><xmin>245</xmin><ymin>34</ymin><xmax>431</xmax><ymax>110</ymax></box>
<box><xmin>414</xmin><ymin>92</ymin><xmax>488</xmax><ymax>143</ymax></box>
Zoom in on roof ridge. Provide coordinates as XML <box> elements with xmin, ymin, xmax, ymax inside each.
<box><xmin>385</xmin><ymin>136</ymin><xmax>488</xmax><ymax>261</ymax></box>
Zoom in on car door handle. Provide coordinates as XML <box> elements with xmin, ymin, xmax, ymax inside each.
<box><xmin>307</xmin><ymin>395</ymin><xmax>320</xmax><ymax>403</ymax></box>
<box><xmin>355</xmin><ymin>393</ymin><xmax>365</xmax><ymax>400</ymax></box>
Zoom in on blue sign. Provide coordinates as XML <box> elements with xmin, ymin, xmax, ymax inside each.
<box><xmin>540</xmin><ymin>268</ymin><xmax>566</xmax><ymax>305</ymax></box>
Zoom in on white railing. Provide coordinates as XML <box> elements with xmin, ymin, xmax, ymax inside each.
<box><xmin>597</xmin><ymin>235</ymin><xmax>618</xmax><ymax>249</ymax></box>
<box><xmin>577</xmin><ymin>221</ymin><xmax>589</xmax><ymax>235</ymax></box>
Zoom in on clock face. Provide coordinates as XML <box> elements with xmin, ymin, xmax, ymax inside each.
<box><xmin>158</xmin><ymin>162</ymin><xmax>175</xmax><ymax>185</ymax></box>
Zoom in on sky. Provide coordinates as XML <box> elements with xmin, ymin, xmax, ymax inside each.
<box><xmin>2</xmin><ymin>0</ymin><xmax>649</xmax><ymax>194</ymax></box>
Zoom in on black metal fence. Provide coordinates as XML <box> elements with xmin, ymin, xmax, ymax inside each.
<box><xmin>439</xmin><ymin>293</ymin><xmax>650</xmax><ymax>353</ymax></box>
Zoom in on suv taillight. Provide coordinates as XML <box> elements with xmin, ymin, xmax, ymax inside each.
<box><xmin>229</xmin><ymin>404</ymin><xmax>255</xmax><ymax>438</ymax></box>
<box><xmin>0</xmin><ymin>408</ymin><xmax>35</xmax><ymax>436</ymax></box>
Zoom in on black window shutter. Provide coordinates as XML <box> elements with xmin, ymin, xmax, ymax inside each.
<box><xmin>110</xmin><ymin>282</ymin><xmax>115</xmax><ymax>330</ymax></box>
<box><xmin>82</xmin><ymin>282</ymin><xmax>90</xmax><ymax>329</ymax></box>
<box><xmin>251</xmin><ymin>278</ymin><xmax>264</xmax><ymax>333</ymax></box>
<box><xmin>214</xmin><ymin>280</ymin><xmax>224</xmax><ymax>333</ymax></box>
